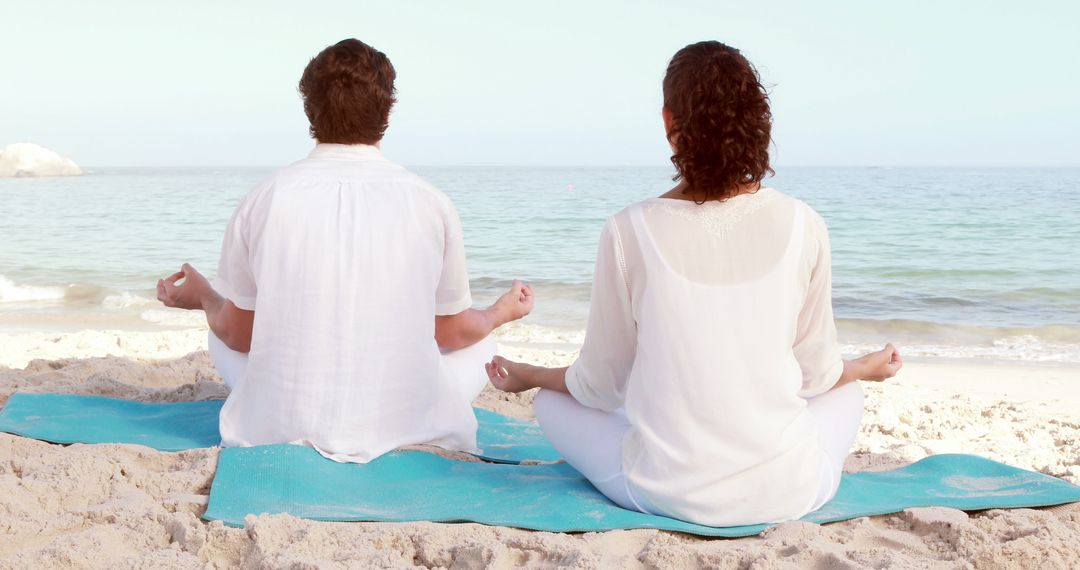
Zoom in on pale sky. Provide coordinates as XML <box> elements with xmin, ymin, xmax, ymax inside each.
<box><xmin>2</xmin><ymin>1</ymin><xmax>1078</xmax><ymax>167</ymax></box>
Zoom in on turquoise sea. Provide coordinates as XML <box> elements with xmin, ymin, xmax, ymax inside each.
<box><xmin>2</xmin><ymin>166</ymin><xmax>1079</xmax><ymax>361</ymax></box>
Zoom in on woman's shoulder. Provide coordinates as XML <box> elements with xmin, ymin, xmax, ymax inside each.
<box><xmin>605</xmin><ymin>188</ymin><xmax>829</xmax><ymax>238</ymax></box>
<box><xmin>765</xmin><ymin>188</ymin><xmax>829</xmax><ymax>232</ymax></box>
<box><xmin>604</xmin><ymin>198</ymin><xmax>657</xmax><ymax>241</ymax></box>
<box><xmin>611</xmin><ymin>198</ymin><xmax>653</xmax><ymax>223</ymax></box>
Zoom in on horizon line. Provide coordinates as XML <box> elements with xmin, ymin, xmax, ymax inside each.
<box><xmin>76</xmin><ymin>164</ymin><xmax>1080</xmax><ymax>170</ymax></box>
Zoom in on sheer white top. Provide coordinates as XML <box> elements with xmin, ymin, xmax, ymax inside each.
<box><xmin>564</xmin><ymin>188</ymin><xmax>845</xmax><ymax>526</ymax></box>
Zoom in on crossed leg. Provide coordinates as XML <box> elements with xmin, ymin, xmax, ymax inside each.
<box><xmin>533</xmin><ymin>381</ymin><xmax>865</xmax><ymax>516</ymax></box>
<box><xmin>209</xmin><ymin>330</ymin><xmax>494</xmax><ymax>403</ymax></box>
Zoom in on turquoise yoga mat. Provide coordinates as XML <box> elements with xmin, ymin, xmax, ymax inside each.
<box><xmin>0</xmin><ymin>392</ymin><xmax>559</xmax><ymax>464</ymax></box>
<box><xmin>204</xmin><ymin>444</ymin><xmax>1080</xmax><ymax>536</ymax></box>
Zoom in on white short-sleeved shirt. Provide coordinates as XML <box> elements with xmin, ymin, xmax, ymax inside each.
<box><xmin>565</xmin><ymin>188</ymin><xmax>845</xmax><ymax>526</ymax></box>
<box><xmin>214</xmin><ymin>143</ymin><xmax>477</xmax><ymax>462</ymax></box>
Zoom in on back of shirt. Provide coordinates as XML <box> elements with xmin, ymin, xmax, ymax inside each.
<box><xmin>214</xmin><ymin>144</ymin><xmax>477</xmax><ymax>462</ymax></box>
<box><xmin>565</xmin><ymin>188</ymin><xmax>845</xmax><ymax>526</ymax></box>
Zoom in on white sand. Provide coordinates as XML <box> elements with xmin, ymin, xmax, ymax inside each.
<box><xmin>1</xmin><ymin>329</ymin><xmax>1079</xmax><ymax>568</ymax></box>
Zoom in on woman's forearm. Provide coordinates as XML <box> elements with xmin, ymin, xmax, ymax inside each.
<box><xmin>525</xmin><ymin>366</ymin><xmax>570</xmax><ymax>394</ymax></box>
<box><xmin>835</xmin><ymin>344</ymin><xmax>903</xmax><ymax>387</ymax></box>
<box><xmin>835</xmin><ymin>358</ymin><xmax>865</xmax><ymax>388</ymax></box>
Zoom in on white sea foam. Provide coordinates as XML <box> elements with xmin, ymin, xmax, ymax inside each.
<box><xmin>842</xmin><ymin>335</ymin><xmax>1080</xmax><ymax>363</ymax></box>
<box><xmin>493</xmin><ymin>322</ymin><xmax>586</xmax><ymax>346</ymax></box>
<box><xmin>101</xmin><ymin>291</ymin><xmax>155</xmax><ymax>310</ymax></box>
<box><xmin>496</xmin><ymin>323</ymin><xmax>1080</xmax><ymax>363</ymax></box>
<box><xmin>0</xmin><ymin>142</ymin><xmax>82</xmax><ymax>178</ymax></box>
<box><xmin>139</xmin><ymin>308</ymin><xmax>207</xmax><ymax>328</ymax></box>
<box><xmin>0</xmin><ymin>274</ymin><xmax>67</xmax><ymax>303</ymax></box>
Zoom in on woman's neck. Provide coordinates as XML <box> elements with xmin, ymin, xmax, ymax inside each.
<box><xmin>659</xmin><ymin>181</ymin><xmax>761</xmax><ymax>202</ymax></box>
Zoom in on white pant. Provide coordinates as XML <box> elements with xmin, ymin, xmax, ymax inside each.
<box><xmin>208</xmin><ymin>332</ymin><xmax>247</xmax><ymax>391</ymax></box>
<box><xmin>208</xmin><ymin>331</ymin><xmax>494</xmax><ymax>403</ymax></box>
<box><xmin>533</xmin><ymin>381</ymin><xmax>865</xmax><ymax>516</ymax></box>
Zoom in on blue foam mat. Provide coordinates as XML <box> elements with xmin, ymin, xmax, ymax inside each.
<box><xmin>204</xmin><ymin>444</ymin><xmax>1080</xmax><ymax>536</ymax></box>
<box><xmin>0</xmin><ymin>392</ymin><xmax>559</xmax><ymax>464</ymax></box>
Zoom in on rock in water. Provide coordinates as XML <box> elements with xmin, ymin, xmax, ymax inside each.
<box><xmin>0</xmin><ymin>143</ymin><xmax>82</xmax><ymax>178</ymax></box>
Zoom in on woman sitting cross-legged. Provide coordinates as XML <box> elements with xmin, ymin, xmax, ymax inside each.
<box><xmin>486</xmin><ymin>41</ymin><xmax>902</xmax><ymax>527</ymax></box>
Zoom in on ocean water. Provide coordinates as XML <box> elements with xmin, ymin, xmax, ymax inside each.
<box><xmin>2</xmin><ymin>166</ymin><xmax>1079</xmax><ymax>362</ymax></box>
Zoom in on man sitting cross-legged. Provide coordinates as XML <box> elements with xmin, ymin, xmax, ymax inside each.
<box><xmin>156</xmin><ymin>38</ymin><xmax>532</xmax><ymax>462</ymax></box>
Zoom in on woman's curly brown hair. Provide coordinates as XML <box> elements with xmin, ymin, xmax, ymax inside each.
<box><xmin>663</xmin><ymin>41</ymin><xmax>773</xmax><ymax>203</ymax></box>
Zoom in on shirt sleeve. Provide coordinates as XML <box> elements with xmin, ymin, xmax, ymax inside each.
<box><xmin>565</xmin><ymin>218</ymin><xmax>637</xmax><ymax>411</ymax></box>
<box><xmin>794</xmin><ymin>210</ymin><xmax>844</xmax><ymax>398</ymax></box>
<box><xmin>213</xmin><ymin>201</ymin><xmax>258</xmax><ymax>311</ymax></box>
<box><xmin>435</xmin><ymin>197</ymin><xmax>473</xmax><ymax>316</ymax></box>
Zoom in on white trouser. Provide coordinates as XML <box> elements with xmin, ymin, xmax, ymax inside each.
<box><xmin>208</xmin><ymin>331</ymin><xmax>494</xmax><ymax>403</ymax></box>
<box><xmin>208</xmin><ymin>332</ymin><xmax>247</xmax><ymax>390</ymax></box>
<box><xmin>533</xmin><ymin>381</ymin><xmax>865</xmax><ymax>515</ymax></box>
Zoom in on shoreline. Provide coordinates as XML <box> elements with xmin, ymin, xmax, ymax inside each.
<box><xmin>5</xmin><ymin>323</ymin><xmax>1080</xmax><ymax>367</ymax></box>
<box><xmin>893</xmin><ymin>355</ymin><xmax>1080</xmax><ymax>414</ymax></box>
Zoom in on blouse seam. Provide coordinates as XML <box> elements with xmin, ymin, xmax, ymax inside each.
<box><xmin>609</xmin><ymin>218</ymin><xmax>632</xmax><ymax>297</ymax></box>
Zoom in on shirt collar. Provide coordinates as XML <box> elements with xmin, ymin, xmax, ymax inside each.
<box><xmin>307</xmin><ymin>143</ymin><xmax>386</xmax><ymax>161</ymax></box>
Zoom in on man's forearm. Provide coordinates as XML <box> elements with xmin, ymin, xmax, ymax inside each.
<box><xmin>199</xmin><ymin>288</ymin><xmax>252</xmax><ymax>352</ymax></box>
<box><xmin>435</xmin><ymin>306</ymin><xmax>510</xmax><ymax>350</ymax></box>
<box><xmin>200</xmin><ymin>288</ymin><xmax>229</xmax><ymax>341</ymax></box>
<box><xmin>157</xmin><ymin>264</ymin><xmax>253</xmax><ymax>353</ymax></box>
<box><xmin>437</xmin><ymin>280</ymin><xmax>534</xmax><ymax>350</ymax></box>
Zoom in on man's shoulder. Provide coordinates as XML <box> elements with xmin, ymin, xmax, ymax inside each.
<box><xmin>257</xmin><ymin>158</ymin><xmax>458</xmax><ymax>219</ymax></box>
<box><xmin>362</xmin><ymin>162</ymin><xmax>457</xmax><ymax>211</ymax></box>
<box><xmin>278</xmin><ymin>157</ymin><xmax>444</xmax><ymax>192</ymax></box>
<box><xmin>402</xmin><ymin>171</ymin><xmax>455</xmax><ymax>208</ymax></box>
<box><xmin>233</xmin><ymin>167</ymin><xmax>291</xmax><ymax>210</ymax></box>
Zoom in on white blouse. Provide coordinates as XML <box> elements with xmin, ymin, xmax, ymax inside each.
<box><xmin>214</xmin><ymin>144</ymin><xmax>479</xmax><ymax>463</ymax></box>
<box><xmin>564</xmin><ymin>188</ymin><xmax>844</xmax><ymax>526</ymax></box>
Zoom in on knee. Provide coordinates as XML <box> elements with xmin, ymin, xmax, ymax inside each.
<box><xmin>848</xmin><ymin>380</ymin><xmax>866</xmax><ymax>408</ymax></box>
<box><xmin>464</xmin><ymin>334</ymin><xmax>496</xmax><ymax>356</ymax></box>
<box><xmin>207</xmin><ymin>330</ymin><xmax>227</xmax><ymax>363</ymax></box>
<box><xmin>836</xmin><ymin>380</ymin><xmax>866</xmax><ymax>418</ymax></box>
<box><xmin>532</xmin><ymin>389</ymin><xmax>567</xmax><ymax>425</ymax></box>
<box><xmin>477</xmin><ymin>335</ymin><xmax>497</xmax><ymax>359</ymax></box>
<box><xmin>444</xmin><ymin>334</ymin><xmax>496</xmax><ymax>359</ymax></box>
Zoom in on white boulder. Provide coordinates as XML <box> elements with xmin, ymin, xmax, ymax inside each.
<box><xmin>0</xmin><ymin>143</ymin><xmax>82</xmax><ymax>178</ymax></box>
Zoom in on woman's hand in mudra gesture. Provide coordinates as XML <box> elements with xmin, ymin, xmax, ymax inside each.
<box><xmin>485</xmin><ymin>355</ymin><xmax>571</xmax><ymax>395</ymax></box>
<box><xmin>485</xmin><ymin>356</ymin><xmax>534</xmax><ymax>393</ymax></box>
<box><xmin>842</xmin><ymin>343</ymin><xmax>903</xmax><ymax>384</ymax></box>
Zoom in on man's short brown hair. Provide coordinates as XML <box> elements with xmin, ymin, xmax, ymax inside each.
<box><xmin>299</xmin><ymin>39</ymin><xmax>396</xmax><ymax>145</ymax></box>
